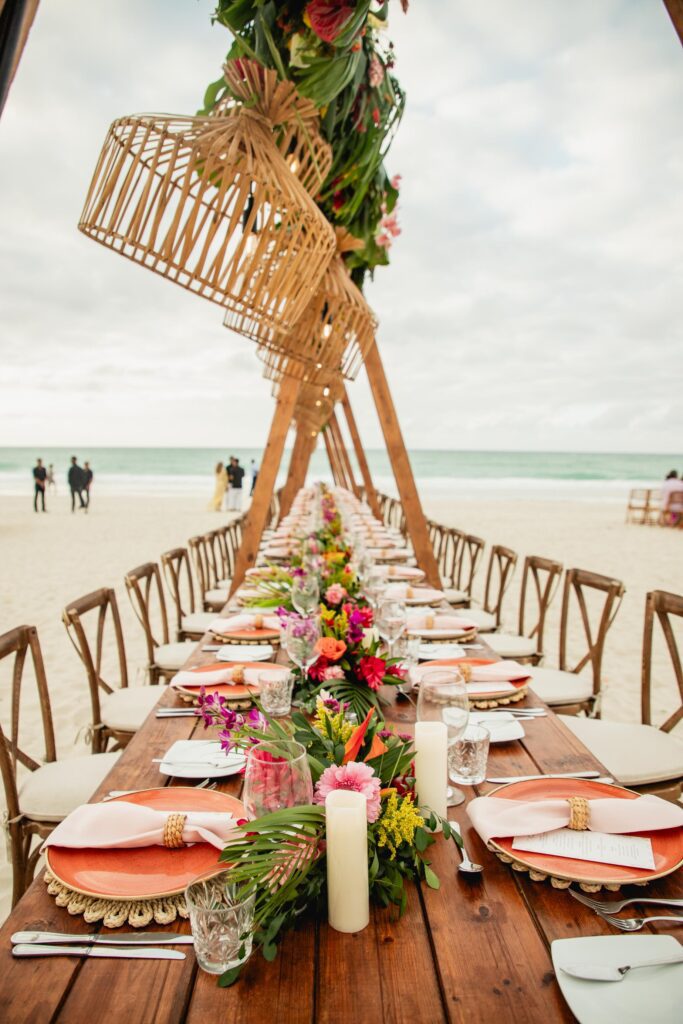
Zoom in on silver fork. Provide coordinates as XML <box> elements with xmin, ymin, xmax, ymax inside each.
<box><xmin>571</xmin><ymin>889</ymin><xmax>683</xmax><ymax>914</ymax></box>
<box><xmin>600</xmin><ymin>911</ymin><xmax>683</xmax><ymax>932</ymax></box>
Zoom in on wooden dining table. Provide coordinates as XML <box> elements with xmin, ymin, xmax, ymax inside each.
<box><xmin>0</xmin><ymin>595</ymin><xmax>681</xmax><ymax>1022</ymax></box>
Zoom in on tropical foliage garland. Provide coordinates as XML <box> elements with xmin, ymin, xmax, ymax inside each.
<box><xmin>202</xmin><ymin>1</ymin><xmax>409</xmax><ymax>284</ymax></box>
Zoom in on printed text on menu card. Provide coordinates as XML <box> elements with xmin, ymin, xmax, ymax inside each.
<box><xmin>511</xmin><ymin>829</ymin><xmax>655</xmax><ymax>869</ymax></box>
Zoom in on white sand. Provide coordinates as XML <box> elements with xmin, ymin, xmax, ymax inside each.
<box><xmin>0</xmin><ymin>491</ymin><xmax>681</xmax><ymax>921</ymax></box>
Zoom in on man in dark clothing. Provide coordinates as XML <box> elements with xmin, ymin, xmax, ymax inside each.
<box><xmin>228</xmin><ymin>457</ymin><xmax>245</xmax><ymax>511</ymax></box>
<box><xmin>33</xmin><ymin>458</ymin><xmax>47</xmax><ymax>512</ymax></box>
<box><xmin>83</xmin><ymin>461</ymin><xmax>94</xmax><ymax>509</ymax></box>
<box><xmin>68</xmin><ymin>456</ymin><xmax>87</xmax><ymax>512</ymax></box>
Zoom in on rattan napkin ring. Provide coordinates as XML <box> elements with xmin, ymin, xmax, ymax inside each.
<box><xmin>567</xmin><ymin>796</ymin><xmax>589</xmax><ymax>830</ymax></box>
<box><xmin>163</xmin><ymin>813</ymin><xmax>187</xmax><ymax>849</ymax></box>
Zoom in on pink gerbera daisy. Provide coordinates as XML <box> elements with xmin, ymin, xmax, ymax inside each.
<box><xmin>314</xmin><ymin>762</ymin><xmax>382</xmax><ymax>822</ymax></box>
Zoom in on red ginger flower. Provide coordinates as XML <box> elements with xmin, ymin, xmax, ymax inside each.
<box><xmin>305</xmin><ymin>2</ymin><xmax>355</xmax><ymax>44</ymax></box>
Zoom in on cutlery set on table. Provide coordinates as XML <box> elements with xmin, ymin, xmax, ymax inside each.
<box><xmin>11</xmin><ymin>931</ymin><xmax>193</xmax><ymax>961</ymax></box>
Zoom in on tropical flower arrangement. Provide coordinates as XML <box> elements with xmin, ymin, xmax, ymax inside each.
<box><xmin>203</xmin><ymin>0</ymin><xmax>409</xmax><ymax>282</ymax></box>
<box><xmin>196</xmin><ymin>694</ymin><xmax>459</xmax><ymax>986</ymax></box>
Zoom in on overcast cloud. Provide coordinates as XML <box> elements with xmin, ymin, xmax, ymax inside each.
<box><xmin>0</xmin><ymin>0</ymin><xmax>681</xmax><ymax>451</ymax></box>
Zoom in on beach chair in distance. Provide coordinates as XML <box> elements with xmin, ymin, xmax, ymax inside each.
<box><xmin>63</xmin><ymin>588</ymin><xmax>158</xmax><ymax>753</ymax></box>
<box><xmin>188</xmin><ymin>534</ymin><xmax>229</xmax><ymax>611</ymax></box>
<box><xmin>124</xmin><ymin>562</ymin><xmax>196</xmax><ymax>683</ymax></box>
<box><xmin>464</xmin><ymin>545</ymin><xmax>518</xmax><ymax>633</ymax></box>
<box><xmin>625</xmin><ymin>488</ymin><xmax>652</xmax><ymax>524</ymax></box>
<box><xmin>528</xmin><ymin>568</ymin><xmax>624</xmax><ymax>716</ymax></box>
<box><xmin>0</xmin><ymin>625</ymin><xmax>120</xmax><ymax>905</ymax></box>
<box><xmin>646</xmin><ymin>489</ymin><xmax>661</xmax><ymax>525</ymax></box>
<box><xmin>161</xmin><ymin>547</ymin><xmax>216</xmax><ymax>640</ymax></box>
<box><xmin>487</xmin><ymin>555</ymin><xmax>564</xmax><ymax>663</ymax></box>
<box><xmin>560</xmin><ymin>590</ymin><xmax>683</xmax><ymax>800</ymax></box>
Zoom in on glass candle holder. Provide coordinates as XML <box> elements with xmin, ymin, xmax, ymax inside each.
<box><xmin>259</xmin><ymin>670</ymin><xmax>294</xmax><ymax>717</ymax></box>
<box><xmin>185</xmin><ymin>871</ymin><xmax>255</xmax><ymax>975</ymax></box>
<box><xmin>447</xmin><ymin>724</ymin><xmax>490</xmax><ymax>785</ymax></box>
<box><xmin>242</xmin><ymin>739</ymin><xmax>313</xmax><ymax>818</ymax></box>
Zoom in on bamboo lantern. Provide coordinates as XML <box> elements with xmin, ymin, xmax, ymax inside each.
<box><xmin>220</xmin><ymin>60</ymin><xmax>332</xmax><ymax>198</ymax></box>
<box><xmin>226</xmin><ymin>228</ymin><xmax>376</xmax><ymax>380</ymax></box>
<box><xmin>78</xmin><ymin>93</ymin><xmax>336</xmax><ymax>329</ymax></box>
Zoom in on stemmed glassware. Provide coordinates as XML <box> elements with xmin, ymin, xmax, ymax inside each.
<box><xmin>284</xmin><ymin>614</ymin><xmax>321</xmax><ymax>684</ymax></box>
<box><xmin>291</xmin><ymin>574</ymin><xmax>320</xmax><ymax>616</ymax></box>
<box><xmin>416</xmin><ymin>667</ymin><xmax>470</xmax><ymax>807</ymax></box>
<box><xmin>376</xmin><ymin>599</ymin><xmax>407</xmax><ymax>659</ymax></box>
<box><xmin>363</xmin><ymin>571</ymin><xmax>386</xmax><ymax>611</ymax></box>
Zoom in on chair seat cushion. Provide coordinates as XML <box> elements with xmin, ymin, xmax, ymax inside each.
<box><xmin>462</xmin><ymin>608</ymin><xmax>497</xmax><ymax>632</ymax></box>
<box><xmin>181</xmin><ymin>612</ymin><xmax>216</xmax><ymax>634</ymax></box>
<box><xmin>155</xmin><ymin>641</ymin><xmax>196</xmax><ymax>671</ymax></box>
<box><xmin>528</xmin><ymin>667</ymin><xmax>593</xmax><ymax>706</ymax></box>
<box><xmin>443</xmin><ymin>588</ymin><xmax>469</xmax><ymax>605</ymax></box>
<box><xmin>101</xmin><ymin>686</ymin><xmax>160</xmax><ymax>732</ymax></box>
<box><xmin>205</xmin><ymin>588</ymin><xmax>229</xmax><ymax>608</ymax></box>
<box><xmin>217</xmin><ymin>578</ymin><xmax>232</xmax><ymax>590</ymax></box>
<box><xmin>19</xmin><ymin>751</ymin><xmax>121</xmax><ymax>822</ymax></box>
<box><xmin>487</xmin><ymin>633</ymin><xmax>538</xmax><ymax>659</ymax></box>
<box><xmin>558</xmin><ymin>715</ymin><xmax>683</xmax><ymax>786</ymax></box>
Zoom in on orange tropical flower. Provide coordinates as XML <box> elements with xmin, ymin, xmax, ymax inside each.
<box><xmin>315</xmin><ymin>637</ymin><xmax>347</xmax><ymax>661</ymax></box>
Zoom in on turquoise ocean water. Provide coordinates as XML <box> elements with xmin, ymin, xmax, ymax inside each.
<box><xmin>1</xmin><ymin>447</ymin><xmax>681</xmax><ymax>502</ymax></box>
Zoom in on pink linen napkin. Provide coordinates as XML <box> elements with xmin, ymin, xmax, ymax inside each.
<box><xmin>461</xmin><ymin>659</ymin><xmax>530</xmax><ymax>682</ymax></box>
<box><xmin>43</xmin><ymin>801</ymin><xmax>240</xmax><ymax>851</ymax></box>
<box><xmin>468</xmin><ymin>794</ymin><xmax>683</xmax><ymax>845</ymax></box>
<box><xmin>408</xmin><ymin>613</ymin><xmax>478</xmax><ymax>630</ymax></box>
<box><xmin>170</xmin><ymin>666</ymin><xmax>270</xmax><ymax>688</ymax></box>
<box><xmin>210</xmin><ymin>613</ymin><xmax>280</xmax><ymax>633</ymax></box>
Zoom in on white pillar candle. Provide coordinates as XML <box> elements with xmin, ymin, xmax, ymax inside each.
<box><xmin>325</xmin><ymin>790</ymin><xmax>369</xmax><ymax>933</ymax></box>
<box><xmin>414</xmin><ymin>721</ymin><xmax>448</xmax><ymax>831</ymax></box>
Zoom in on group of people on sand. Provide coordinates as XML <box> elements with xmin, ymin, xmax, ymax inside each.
<box><xmin>209</xmin><ymin>456</ymin><xmax>258</xmax><ymax>513</ymax></box>
<box><xmin>32</xmin><ymin>456</ymin><xmax>93</xmax><ymax>513</ymax></box>
<box><xmin>661</xmin><ymin>470</ymin><xmax>683</xmax><ymax>524</ymax></box>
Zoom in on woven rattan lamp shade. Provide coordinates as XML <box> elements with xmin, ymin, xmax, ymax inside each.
<box><xmin>78</xmin><ymin>108</ymin><xmax>335</xmax><ymax>330</ymax></box>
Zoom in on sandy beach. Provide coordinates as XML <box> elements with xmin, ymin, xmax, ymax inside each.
<box><xmin>0</xmin><ymin>490</ymin><xmax>681</xmax><ymax>920</ymax></box>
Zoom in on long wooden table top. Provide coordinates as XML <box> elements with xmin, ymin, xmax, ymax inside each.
<box><xmin>1</xmin><ymin>608</ymin><xmax>681</xmax><ymax>1022</ymax></box>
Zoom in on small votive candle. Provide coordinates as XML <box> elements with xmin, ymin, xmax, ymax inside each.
<box><xmin>325</xmin><ymin>790</ymin><xmax>369</xmax><ymax>933</ymax></box>
<box><xmin>414</xmin><ymin>721</ymin><xmax>448</xmax><ymax>830</ymax></box>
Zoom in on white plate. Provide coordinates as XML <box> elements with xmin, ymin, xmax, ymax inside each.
<box><xmin>216</xmin><ymin>644</ymin><xmax>274</xmax><ymax>662</ymax></box>
<box><xmin>418</xmin><ymin>642</ymin><xmax>465</xmax><ymax>660</ymax></box>
<box><xmin>552</xmin><ymin>935</ymin><xmax>683</xmax><ymax>1024</ymax></box>
<box><xmin>469</xmin><ymin>711</ymin><xmax>524</xmax><ymax>743</ymax></box>
<box><xmin>408</xmin><ymin>628</ymin><xmax>472</xmax><ymax>639</ymax></box>
<box><xmin>158</xmin><ymin>740</ymin><xmax>246</xmax><ymax>779</ymax></box>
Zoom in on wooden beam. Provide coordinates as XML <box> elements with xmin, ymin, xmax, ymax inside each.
<box><xmin>363</xmin><ymin>339</ymin><xmax>441</xmax><ymax>588</ymax></box>
<box><xmin>0</xmin><ymin>0</ymin><xmax>40</xmax><ymax>117</ymax></box>
<box><xmin>229</xmin><ymin>376</ymin><xmax>300</xmax><ymax>594</ymax></box>
<box><xmin>322</xmin><ymin>426</ymin><xmax>341</xmax><ymax>486</ymax></box>
<box><xmin>662</xmin><ymin>0</ymin><xmax>683</xmax><ymax>44</ymax></box>
<box><xmin>341</xmin><ymin>386</ymin><xmax>381</xmax><ymax>518</ymax></box>
<box><xmin>329</xmin><ymin>409</ymin><xmax>359</xmax><ymax>497</ymax></box>
<box><xmin>279</xmin><ymin>426</ymin><xmax>308</xmax><ymax>520</ymax></box>
<box><xmin>330</xmin><ymin>418</ymin><xmax>352</xmax><ymax>490</ymax></box>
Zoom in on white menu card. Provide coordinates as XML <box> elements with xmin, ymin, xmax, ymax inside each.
<box><xmin>511</xmin><ymin>829</ymin><xmax>655</xmax><ymax>870</ymax></box>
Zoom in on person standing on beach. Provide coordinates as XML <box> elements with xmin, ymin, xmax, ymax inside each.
<box><xmin>32</xmin><ymin>458</ymin><xmax>47</xmax><ymax>512</ymax></box>
<box><xmin>68</xmin><ymin>456</ymin><xmax>87</xmax><ymax>512</ymax></box>
<box><xmin>208</xmin><ymin>461</ymin><xmax>228</xmax><ymax>511</ymax></box>
<box><xmin>46</xmin><ymin>463</ymin><xmax>56</xmax><ymax>493</ymax></box>
<box><xmin>228</xmin><ymin>457</ymin><xmax>245</xmax><ymax>511</ymax></box>
<box><xmin>224</xmin><ymin>456</ymin><xmax>235</xmax><ymax>511</ymax></box>
<box><xmin>249</xmin><ymin>458</ymin><xmax>259</xmax><ymax>496</ymax></box>
<box><xmin>83</xmin><ymin>461</ymin><xmax>94</xmax><ymax>510</ymax></box>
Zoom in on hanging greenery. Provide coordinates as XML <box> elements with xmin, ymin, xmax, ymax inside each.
<box><xmin>201</xmin><ymin>1</ymin><xmax>409</xmax><ymax>286</ymax></box>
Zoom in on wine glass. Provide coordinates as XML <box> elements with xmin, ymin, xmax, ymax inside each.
<box><xmin>376</xmin><ymin>599</ymin><xmax>407</xmax><ymax>659</ymax></box>
<box><xmin>242</xmin><ymin>740</ymin><xmax>313</xmax><ymax>817</ymax></box>
<box><xmin>291</xmin><ymin>574</ymin><xmax>320</xmax><ymax>616</ymax></box>
<box><xmin>284</xmin><ymin>615</ymin><xmax>321</xmax><ymax>682</ymax></box>
<box><xmin>363</xmin><ymin>571</ymin><xmax>386</xmax><ymax>611</ymax></box>
<box><xmin>416</xmin><ymin>668</ymin><xmax>470</xmax><ymax>807</ymax></box>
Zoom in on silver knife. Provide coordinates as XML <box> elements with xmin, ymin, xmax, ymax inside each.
<box><xmin>560</xmin><ymin>951</ymin><xmax>683</xmax><ymax>981</ymax></box>
<box><xmin>12</xmin><ymin>943</ymin><xmax>186</xmax><ymax>960</ymax></box>
<box><xmin>12</xmin><ymin>930</ymin><xmax>194</xmax><ymax>946</ymax></box>
<box><xmin>486</xmin><ymin>770</ymin><xmax>606</xmax><ymax>784</ymax></box>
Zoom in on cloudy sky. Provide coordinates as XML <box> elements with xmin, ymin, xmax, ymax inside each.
<box><xmin>0</xmin><ymin>0</ymin><xmax>681</xmax><ymax>452</ymax></box>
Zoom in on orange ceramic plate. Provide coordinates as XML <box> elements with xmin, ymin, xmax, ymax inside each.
<box><xmin>421</xmin><ymin>657</ymin><xmax>530</xmax><ymax>699</ymax></box>
<box><xmin>175</xmin><ymin>660</ymin><xmax>284</xmax><ymax>700</ymax></box>
<box><xmin>489</xmin><ymin>777</ymin><xmax>683</xmax><ymax>885</ymax></box>
<box><xmin>213</xmin><ymin>627</ymin><xmax>280</xmax><ymax>643</ymax></box>
<box><xmin>45</xmin><ymin>788</ymin><xmax>245</xmax><ymax>899</ymax></box>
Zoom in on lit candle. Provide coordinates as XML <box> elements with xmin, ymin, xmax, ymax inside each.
<box><xmin>325</xmin><ymin>790</ymin><xmax>369</xmax><ymax>933</ymax></box>
<box><xmin>414</xmin><ymin>721</ymin><xmax>448</xmax><ymax>831</ymax></box>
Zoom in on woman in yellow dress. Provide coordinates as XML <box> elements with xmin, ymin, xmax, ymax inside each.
<box><xmin>208</xmin><ymin>461</ymin><xmax>228</xmax><ymax>511</ymax></box>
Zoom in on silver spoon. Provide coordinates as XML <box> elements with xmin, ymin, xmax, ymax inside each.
<box><xmin>451</xmin><ymin>820</ymin><xmax>483</xmax><ymax>874</ymax></box>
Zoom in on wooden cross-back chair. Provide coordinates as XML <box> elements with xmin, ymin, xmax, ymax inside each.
<box><xmin>125</xmin><ymin>562</ymin><xmax>195</xmax><ymax>683</ymax></box>
<box><xmin>161</xmin><ymin>547</ymin><xmax>216</xmax><ymax>640</ymax></box>
<box><xmin>487</xmin><ymin>555</ymin><xmax>564</xmax><ymax>663</ymax></box>
<box><xmin>0</xmin><ymin>625</ymin><xmax>120</xmax><ymax>906</ymax></box>
<box><xmin>455</xmin><ymin>534</ymin><xmax>485</xmax><ymax>598</ymax></box>
<box><xmin>528</xmin><ymin>568</ymin><xmax>624</xmax><ymax>716</ymax></box>
<box><xmin>63</xmin><ymin>588</ymin><xmax>158</xmax><ymax>753</ymax></box>
<box><xmin>560</xmin><ymin>590</ymin><xmax>683</xmax><ymax>800</ymax></box>
<box><xmin>440</xmin><ymin>528</ymin><xmax>470</xmax><ymax>606</ymax></box>
<box><xmin>188</xmin><ymin>534</ymin><xmax>229</xmax><ymax>611</ymax></box>
<box><xmin>625</xmin><ymin>488</ymin><xmax>653</xmax><ymax>525</ymax></box>
<box><xmin>465</xmin><ymin>544</ymin><xmax>518</xmax><ymax>633</ymax></box>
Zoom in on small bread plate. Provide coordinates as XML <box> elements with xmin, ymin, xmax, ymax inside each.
<box><xmin>469</xmin><ymin>711</ymin><xmax>525</xmax><ymax>743</ymax></box>
<box><xmin>158</xmin><ymin>740</ymin><xmax>246</xmax><ymax>779</ymax></box>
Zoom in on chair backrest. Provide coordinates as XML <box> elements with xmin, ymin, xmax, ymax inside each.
<box><xmin>642</xmin><ymin>590</ymin><xmax>683</xmax><ymax>732</ymax></box>
<box><xmin>0</xmin><ymin>626</ymin><xmax>56</xmax><ymax>824</ymax></box>
<box><xmin>212</xmin><ymin>527</ymin><xmax>231</xmax><ymax>582</ymax></box>
<box><xmin>188</xmin><ymin>533</ymin><xmax>220</xmax><ymax>595</ymax></box>
<box><xmin>124</xmin><ymin>562</ymin><xmax>171</xmax><ymax>663</ymax></box>
<box><xmin>482</xmin><ymin>545</ymin><xmax>518</xmax><ymax>625</ymax></box>
<box><xmin>62</xmin><ymin>588</ymin><xmax>129</xmax><ymax>734</ymax></box>
<box><xmin>161</xmin><ymin>547</ymin><xmax>197</xmax><ymax>633</ymax></box>
<box><xmin>439</xmin><ymin>528</ymin><xmax>465</xmax><ymax>588</ymax></box>
<box><xmin>558</xmin><ymin>568</ymin><xmax>625</xmax><ymax>693</ymax></box>
<box><xmin>456</xmin><ymin>534</ymin><xmax>485</xmax><ymax>596</ymax></box>
<box><xmin>517</xmin><ymin>555</ymin><xmax>564</xmax><ymax>654</ymax></box>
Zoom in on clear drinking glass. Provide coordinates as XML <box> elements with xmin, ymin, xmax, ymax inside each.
<box><xmin>448</xmin><ymin>724</ymin><xmax>490</xmax><ymax>785</ymax></box>
<box><xmin>185</xmin><ymin>871</ymin><xmax>255</xmax><ymax>975</ymax></box>
<box><xmin>242</xmin><ymin>739</ymin><xmax>314</xmax><ymax>817</ymax></box>
<box><xmin>258</xmin><ymin>670</ymin><xmax>294</xmax><ymax>717</ymax></box>
<box><xmin>291</xmin><ymin>575</ymin><xmax>320</xmax><ymax>616</ymax></box>
<box><xmin>284</xmin><ymin>614</ymin><xmax>320</xmax><ymax>682</ymax></box>
<box><xmin>416</xmin><ymin>668</ymin><xmax>470</xmax><ymax>806</ymax></box>
<box><xmin>363</xmin><ymin>571</ymin><xmax>386</xmax><ymax>610</ymax></box>
<box><xmin>376</xmin><ymin>599</ymin><xmax>407</xmax><ymax>658</ymax></box>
